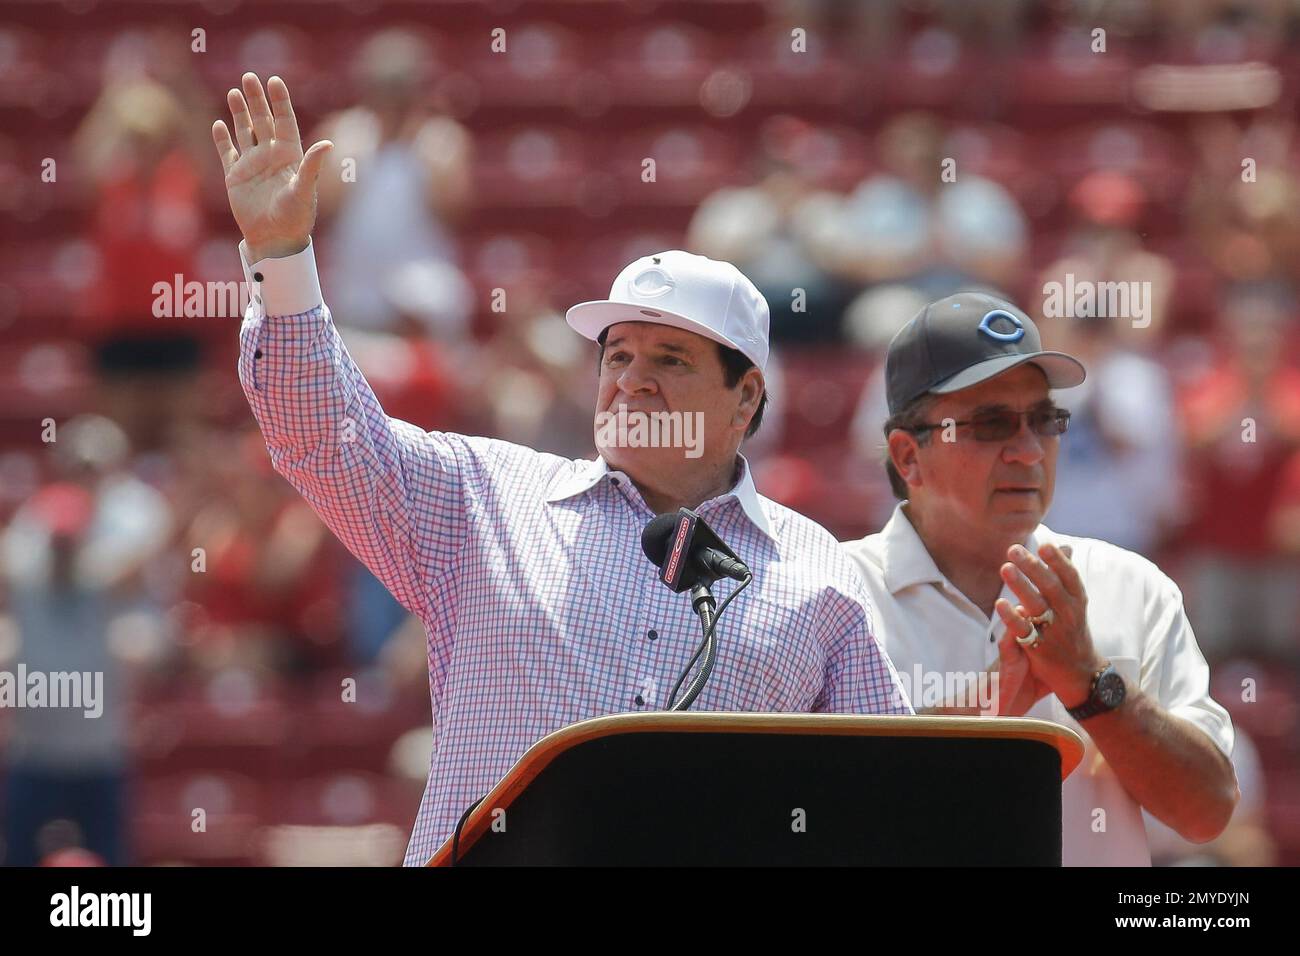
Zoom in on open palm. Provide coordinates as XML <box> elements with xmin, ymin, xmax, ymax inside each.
<box><xmin>211</xmin><ymin>73</ymin><xmax>332</xmax><ymax>263</ymax></box>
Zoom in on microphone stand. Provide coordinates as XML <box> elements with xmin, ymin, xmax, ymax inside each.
<box><xmin>665</xmin><ymin>572</ymin><xmax>753</xmax><ymax>710</ymax></box>
<box><xmin>667</xmin><ymin>583</ymin><xmax>719</xmax><ymax>711</ymax></box>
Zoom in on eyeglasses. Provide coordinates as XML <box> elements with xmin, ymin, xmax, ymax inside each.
<box><xmin>907</xmin><ymin>407</ymin><xmax>1071</xmax><ymax>442</ymax></box>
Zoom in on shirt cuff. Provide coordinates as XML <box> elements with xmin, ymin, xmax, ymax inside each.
<box><xmin>239</xmin><ymin>238</ymin><xmax>324</xmax><ymax>317</ymax></box>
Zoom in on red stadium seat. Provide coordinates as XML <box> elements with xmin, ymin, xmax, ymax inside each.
<box><xmin>1264</xmin><ymin>770</ymin><xmax>1300</xmax><ymax>866</ymax></box>
<box><xmin>276</xmin><ymin>771</ymin><xmax>422</xmax><ymax>829</ymax></box>
<box><xmin>1050</xmin><ymin>121</ymin><xmax>1190</xmax><ymax>205</ymax></box>
<box><xmin>463</xmin><ymin>22</ymin><xmax>587</xmax><ymax>110</ymax></box>
<box><xmin>281</xmin><ymin>670</ymin><xmax>429</xmax><ymax>775</ymax></box>
<box><xmin>1007</xmin><ymin>33</ymin><xmax>1134</xmax><ymax>112</ymax></box>
<box><xmin>606</xmin><ymin>22</ymin><xmax>719</xmax><ymax>107</ymax></box>
<box><xmin>611</xmin><ymin>125</ymin><xmax>746</xmax><ymax>208</ymax></box>
<box><xmin>740</xmin><ymin>26</ymin><xmax>855</xmax><ymax>112</ymax></box>
<box><xmin>133</xmin><ymin>676</ymin><xmax>292</xmax><ymax>778</ymax></box>
<box><xmin>133</xmin><ymin>771</ymin><xmax>265</xmax><ymax>865</ymax></box>
<box><xmin>776</xmin><ymin>349</ymin><xmax>873</xmax><ymax>451</ymax></box>
<box><xmin>474</xmin><ymin>123</ymin><xmax>594</xmax><ymax>209</ymax></box>
<box><xmin>0</xmin><ymin>26</ymin><xmax>49</xmax><ymax>110</ymax></box>
<box><xmin>770</xmin><ymin>122</ymin><xmax>875</xmax><ymax>193</ymax></box>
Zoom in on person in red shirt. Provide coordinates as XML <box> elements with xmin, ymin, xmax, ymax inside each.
<box><xmin>1177</xmin><ymin>281</ymin><xmax>1300</xmax><ymax>661</ymax></box>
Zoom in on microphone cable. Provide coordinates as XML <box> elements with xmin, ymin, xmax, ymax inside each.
<box><xmin>665</xmin><ymin>571</ymin><xmax>753</xmax><ymax>710</ymax></box>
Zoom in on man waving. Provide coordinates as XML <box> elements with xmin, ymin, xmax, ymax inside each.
<box><xmin>212</xmin><ymin>73</ymin><xmax>909</xmax><ymax>866</ymax></box>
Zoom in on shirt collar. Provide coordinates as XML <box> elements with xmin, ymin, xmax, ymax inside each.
<box><xmin>545</xmin><ymin>453</ymin><xmax>776</xmax><ymax>542</ymax></box>
<box><xmin>878</xmin><ymin>502</ymin><xmax>1053</xmax><ymax>594</ymax></box>
<box><xmin>879</xmin><ymin>503</ymin><xmax>947</xmax><ymax>594</ymax></box>
<box><xmin>544</xmin><ymin>456</ymin><xmax>610</xmax><ymax>503</ymax></box>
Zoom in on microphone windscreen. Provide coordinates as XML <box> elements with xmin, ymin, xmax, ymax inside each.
<box><xmin>641</xmin><ymin>512</ymin><xmax>680</xmax><ymax>567</ymax></box>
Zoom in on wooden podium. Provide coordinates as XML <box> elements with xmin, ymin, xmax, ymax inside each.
<box><xmin>426</xmin><ymin>713</ymin><xmax>1083</xmax><ymax>866</ymax></box>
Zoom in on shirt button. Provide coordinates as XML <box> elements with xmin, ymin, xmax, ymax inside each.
<box><xmin>634</xmin><ymin>694</ymin><xmax>645</xmax><ymax>706</ymax></box>
<box><xmin>610</xmin><ymin>477</ymin><xmax>620</xmax><ymax>486</ymax></box>
<box><xmin>253</xmin><ymin>271</ymin><xmax>264</xmax><ymax>282</ymax></box>
<box><xmin>254</xmin><ymin>349</ymin><xmax>263</xmax><ymax>359</ymax></box>
<box><xmin>647</xmin><ymin>628</ymin><xmax>657</xmax><ymax>641</ymax></box>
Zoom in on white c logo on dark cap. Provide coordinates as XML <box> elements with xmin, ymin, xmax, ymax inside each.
<box><xmin>978</xmin><ymin>309</ymin><xmax>1025</xmax><ymax>343</ymax></box>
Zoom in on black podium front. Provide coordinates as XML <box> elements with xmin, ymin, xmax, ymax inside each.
<box><xmin>428</xmin><ymin>713</ymin><xmax>1083</xmax><ymax>866</ymax></box>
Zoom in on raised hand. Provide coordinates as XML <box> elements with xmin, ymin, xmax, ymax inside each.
<box><xmin>998</xmin><ymin>541</ymin><xmax>1106</xmax><ymax>710</ymax></box>
<box><xmin>211</xmin><ymin>73</ymin><xmax>333</xmax><ymax>264</ymax></box>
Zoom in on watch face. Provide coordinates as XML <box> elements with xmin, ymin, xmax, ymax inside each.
<box><xmin>1097</xmin><ymin>670</ymin><xmax>1126</xmax><ymax>708</ymax></box>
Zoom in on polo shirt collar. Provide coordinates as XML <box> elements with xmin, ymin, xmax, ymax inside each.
<box><xmin>879</xmin><ymin>503</ymin><xmax>948</xmax><ymax>594</ymax></box>
<box><xmin>545</xmin><ymin>453</ymin><xmax>776</xmax><ymax>542</ymax></box>
<box><xmin>879</xmin><ymin>502</ymin><xmax>1053</xmax><ymax>594</ymax></box>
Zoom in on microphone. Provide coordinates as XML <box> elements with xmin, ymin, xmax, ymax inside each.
<box><xmin>641</xmin><ymin>509</ymin><xmax>750</xmax><ymax>593</ymax></box>
<box><xmin>641</xmin><ymin>508</ymin><xmax>754</xmax><ymax>711</ymax></box>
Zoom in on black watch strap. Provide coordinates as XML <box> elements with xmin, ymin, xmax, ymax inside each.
<box><xmin>1067</xmin><ymin>663</ymin><xmax>1126</xmax><ymax>721</ymax></box>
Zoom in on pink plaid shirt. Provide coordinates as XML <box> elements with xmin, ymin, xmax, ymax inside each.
<box><xmin>235</xmin><ymin>240</ymin><xmax>910</xmax><ymax>865</ymax></box>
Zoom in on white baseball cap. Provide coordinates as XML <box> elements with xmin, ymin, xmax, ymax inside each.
<box><xmin>565</xmin><ymin>250</ymin><xmax>771</xmax><ymax>371</ymax></box>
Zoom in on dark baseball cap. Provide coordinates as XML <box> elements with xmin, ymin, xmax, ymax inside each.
<box><xmin>885</xmin><ymin>291</ymin><xmax>1086</xmax><ymax>415</ymax></box>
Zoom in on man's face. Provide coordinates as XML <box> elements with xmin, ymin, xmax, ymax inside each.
<box><xmin>909</xmin><ymin>363</ymin><xmax>1061</xmax><ymax>541</ymax></box>
<box><xmin>594</xmin><ymin>321</ymin><xmax>754</xmax><ymax>473</ymax></box>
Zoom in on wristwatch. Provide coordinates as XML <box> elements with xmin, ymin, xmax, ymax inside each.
<box><xmin>1066</xmin><ymin>662</ymin><xmax>1126</xmax><ymax>721</ymax></box>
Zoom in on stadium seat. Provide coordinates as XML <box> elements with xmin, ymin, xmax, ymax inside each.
<box><xmin>276</xmin><ymin>771</ymin><xmax>422</xmax><ymax>829</ymax></box>
<box><xmin>133</xmin><ymin>676</ymin><xmax>292</xmax><ymax>778</ymax></box>
<box><xmin>133</xmin><ymin>771</ymin><xmax>265</xmax><ymax>865</ymax></box>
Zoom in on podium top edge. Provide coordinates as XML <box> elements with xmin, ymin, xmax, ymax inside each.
<box><xmin>535</xmin><ymin>711</ymin><xmax>1083</xmax><ymax>753</ymax></box>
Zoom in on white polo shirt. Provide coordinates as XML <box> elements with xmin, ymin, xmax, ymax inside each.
<box><xmin>843</xmin><ymin>503</ymin><xmax>1235</xmax><ymax>867</ymax></box>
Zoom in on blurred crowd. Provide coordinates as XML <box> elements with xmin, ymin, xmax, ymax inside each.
<box><xmin>1</xmin><ymin>0</ymin><xmax>1298</xmax><ymax>866</ymax></box>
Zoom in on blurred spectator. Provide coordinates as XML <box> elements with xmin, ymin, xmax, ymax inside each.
<box><xmin>72</xmin><ymin>67</ymin><xmax>210</xmax><ymax>452</ymax></box>
<box><xmin>688</xmin><ymin>115</ymin><xmax>854</xmax><ymax>345</ymax></box>
<box><xmin>1033</xmin><ymin>181</ymin><xmax>1181</xmax><ymax>555</ymax></box>
<box><xmin>1266</xmin><ymin>448</ymin><xmax>1300</xmax><ymax>658</ymax></box>
<box><xmin>348</xmin><ymin>569</ymin><xmax>418</xmax><ymax>672</ymax></box>
<box><xmin>41</xmin><ymin>845</ymin><xmax>108</xmax><ymax>867</ymax></box>
<box><xmin>774</xmin><ymin>0</ymin><xmax>903</xmax><ymax>59</ymax></box>
<box><xmin>1043</xmin><ymin>312</ymin><xmax>1183</xmax><ymax>557</ymax></box>
<box><xmin>1271</xmin><ymin>448</ymin><xmax>1300</xmax><ymax>549</ymax></box>
<box><xmin>180</xmin><ymin>429</ymin><xmax>346</xmax><ymax>676</ymax></box>
<box><xmin>471</xmin><ymin>278</ymin><xmax>597</xmax><ymax>460</ymax></box>
<box><xmin>847</xmin><ymin>284</ymin><xmax>930</xmax><ymax>528</ymax></box>
<box><xmin>1153</xmin><ymin>0</ymin><xmax>1295</xmax><ymax>60</ymax></box>
<box><xmin>1176</xmin><ymin>281</ymin><xmax>1300</xmax><ymax>661</ymax></box>
<box><xmin>6</xmin><ymin>0</ymin><xmax>1300</xmax><ymax>867</ymax></box>
<box><xmin>0</xmin><ymin>416</ymin><xmax>172</xmax><ymax>866</ymax></box>
<box><xmin>314</xmin><ymin>29</ymin><xmax>475</xmax><ymax>339</ymax></box>
<box><xmin>776</xmin><ymin>0</ymin><xmax>1031</xmax><ymax>58</ymax></box>
<box><xmin>1048</xmin><ymin>170</ymin><xmax>1175</xmax><ymax>341</ymax></box>
<box><xmin>818</xmin><ymin>112</ymin><xmax>1028</xmax><ymax>299</ymax></box>
<box><xmin>1186</xmin><ymin>114</ymin><xmax>1300</xmax><ymax>284</ymax></box>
